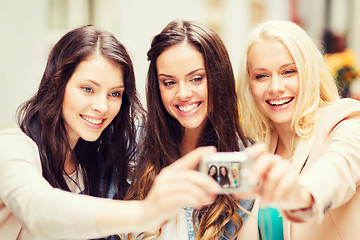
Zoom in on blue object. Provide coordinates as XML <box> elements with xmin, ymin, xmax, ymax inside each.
<box><xmin>258</xmin><ymin>207</ymin><xmax>284</xmax><ymax>240</ymax></box>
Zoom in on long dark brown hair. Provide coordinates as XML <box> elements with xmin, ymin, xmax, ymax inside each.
<box><xmin>17</xmin><ymin>25</ymin><xmax>143</xmax><ymax>199</ymax></box>
<box><xmin>126</xmin><ymin>20</ymin><xmax>248</xmax><ymax>239</ymax></box>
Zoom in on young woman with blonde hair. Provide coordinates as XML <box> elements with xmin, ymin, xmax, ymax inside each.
<box><xmin>237</xmin><ymin>20</ymin><xmax>360</xmax><ymax>240</ymax></box>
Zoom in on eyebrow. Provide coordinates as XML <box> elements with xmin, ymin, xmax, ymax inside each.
<box><xmin>85</xmin><ymin>79</ymin><xmax>125</xmax><ymax>90</ymax></box>
<box><xmin>158</xmin><ymin>68</ymin><xmax>206</xmax><ymax>78</ymax></box>
<box><xmin>281</xmin><ymin>63</ymin><xmax>296</xmax><ymax>68</ymax></box>
<box><xmin>251</xmin><ymin>63</ymin><xmax>296</xmax><ymax>71</ymax></box>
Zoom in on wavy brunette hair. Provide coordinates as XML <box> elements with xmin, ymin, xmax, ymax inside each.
<box><xmin>237</xmin><ymin>20</ymin><xmax>339</xmax><ymax>150</ymax></box>
<box><xmin>126</xmin><ymin>20</ymin><xmax>248</xmax><ymax>239</ymax></box>
<box><xmin>17</xmin><ymin>25</ymin><xmax>143</xmax><ymax>199</ymax></box>
<box><xmin>208</xmin><ymin>165</ymin><xmax>218</xmax><ymax>181</ymax></box>
<box><xmin>219</xmin><ymin>166</ymin><xmax>230</xmax><ymax>187</ymax></box>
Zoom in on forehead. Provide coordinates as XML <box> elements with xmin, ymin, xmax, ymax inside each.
<box><xmin>68</xmin><ymin>54</ymin><xmax>124</xmax><ymax>86</ymax></box>
<box><xmin>248</xmin><ymin>40</ymin><xmax>294</xmax><ymax>68</ymax></box>
<box><xmin>156</xmin><ymin>42</ymin><xmax>204</xmax><ymax>73</ymax></box>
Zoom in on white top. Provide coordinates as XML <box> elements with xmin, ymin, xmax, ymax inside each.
<box><xmin>65</xmin><ymin>169</ymin><xmax>85</xmax><ymax>194</ymax></box>
<box><xmin>157</xmin><ymin>209</ymin><xmax>189</xmax><ymax>240</ymax></box>
<box><xmin>0</xmin><ymin>128</ymin><xmax>111</xmax><ymax>240</ymax></box>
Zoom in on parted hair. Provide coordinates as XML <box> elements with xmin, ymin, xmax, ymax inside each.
<box><xmin>237</xmin><ymin>20</ymin><xmax>339</xmax><ymax>149</ymax></box>
<box><xmin>17</xmin><ymin>25</ymin><xmax>143</xmax><ymax>199</ymax></box>
<box><xmin>126</xmin><ymin>20</ymin><xmax>248</xmax><ymax>240</ymax></box>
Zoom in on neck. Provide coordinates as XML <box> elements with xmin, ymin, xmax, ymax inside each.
<box><xmin>180</xmin><ymin>126</ymin><xmax>203</xmax><ymax>156</ymax></box>
<box><xmin>64</xmin><ymin>138</ymin><xmax>78</xmax><ymax>175</ymax></box>
<box><xmin>64</xmin><ymin>151</ymin><xmax>77</xmax><ymax>175</ymax></box>
<box><xmin>274</xmin><ymin>124</ymin><xmax>294</xmax><ymax>159</ymax></box>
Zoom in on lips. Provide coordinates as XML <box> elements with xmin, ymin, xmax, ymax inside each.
<box><xmin>80</xmin><ymin>114</ymin><xmax>105</xmax><ymax>125</ymax></box>
<box><xmin>176</xmin><ymin>102</ymin><xmax>201</xmax><ymax>113</ymax></box>
<box><xmin>266</xmin><ymin>97</ymin><xmax>294</xmax><ymax>106</ymax></box>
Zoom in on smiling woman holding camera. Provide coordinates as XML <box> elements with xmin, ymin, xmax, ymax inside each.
<box><xmin>237</xmin><ymin>20</ymin><xmax>360</xmax><ymax>240</ymax></box>
<box><xmin>0</xmin><ymin>25</ymin><xmax>220</xmax><ymax>240</ymax></box>
<box><xmin>125</xmin><ymin>20</ymin><xmax>253</xmax><ymax>240</ymax></box>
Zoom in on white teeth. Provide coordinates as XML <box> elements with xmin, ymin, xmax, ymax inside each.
<box><xmin>82</xmin><ymin>115</ymin><xmax>103</xmax><ymax>125</ymax></box>
<box><xmin>268</xmin><ymin>98</ymin><xmax>292</xmax><ymax>106</ymax></box>
<box><xmin>178</xmin><ymin>103</ymin><xmax>200</xmax><ymax>113</ymax></box>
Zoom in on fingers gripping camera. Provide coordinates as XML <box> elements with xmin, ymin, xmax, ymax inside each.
<box><xmin>200</xmin><ymin>151</ymin><xmax>255</xmax><ymax>194</ymax></box>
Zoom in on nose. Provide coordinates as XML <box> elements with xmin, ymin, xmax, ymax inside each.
<box><xmin>92</xmin><ymin>94</ymin><xmax>109</xmax><ymax>113</ymax></box>
<box><xmin>268</xmin><ymin>75</ymin><xmax>285</xmax><ymax>94</ymax></box>
<box><xmin>177</xmin><ymin>81</ymin><xmax>192</xmax><ymax>101</ymax></box>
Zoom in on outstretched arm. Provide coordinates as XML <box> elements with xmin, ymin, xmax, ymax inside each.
<box><xmin>96</xmin><ymin>146</ymin><xmax>220</xmax><ymax>234</ymax></box>
<box><xmin>0</xmin><ymin>130</ymin><xmax>219</xmax><ymax>239</ymax></box>
<box><xmin>246</xmin><ymin>143</ymin><xmax>313</xmax><ymax>211</ymax></box>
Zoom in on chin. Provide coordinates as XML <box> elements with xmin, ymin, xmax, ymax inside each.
<box><xmin>271</xmin><ymin>118</ymin><xmax>293</xmax><ymax>125</ymax></box>
<box><xmin>81</xmin><ymin>134</ymin><xmax>102</xmax><ymax>142</ymax></box>
<box><xmin>182</xmin><ymin>122</ymin><xmax>203</xmax><ymax>130</ymax></box>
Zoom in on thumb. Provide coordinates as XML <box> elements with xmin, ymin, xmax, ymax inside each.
<box><xmin>245</xmin><ymin>143</ymin><xmax>267</xmax><ymax>159</ymax></box>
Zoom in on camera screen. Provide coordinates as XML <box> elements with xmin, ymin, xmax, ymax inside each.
<box><xmin>207</xmin><ymin>162</ymin><xmax>245</xmax><ymax>188</ymax></box>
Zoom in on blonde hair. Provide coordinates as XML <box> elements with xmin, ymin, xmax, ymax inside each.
<box><xmin>237</xmin><ymin>20</ymin><xmax>339</xmax><ymax>148</ymax></box>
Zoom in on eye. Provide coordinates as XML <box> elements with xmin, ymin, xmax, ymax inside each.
<box><xmin>255</xmin><ymin>74</ymin><xmax>267</xmax><ymax>80</ymax></box>
<box><xmin>82</xmin><ymin>87</ymin><xmax>93</xmax><ymax>93</ymax></box>
<box><xmin>110</xmin><ymin>92</ymin><xmax>122</xmax><ymax>98</ymax></box>
<box><xmin>162</xmin><ymin>80</ymin><xmax>176</xmax><ymax>87</ymax></box>
<box><xmin>282</xmin><ymin>69</ymin><xmax>297</xmax><ymax>76</ymax></box>
<box><xmin>191</xmin><ymin>76</ymin><xmax>204</xmax><ymax>83</ymax></box>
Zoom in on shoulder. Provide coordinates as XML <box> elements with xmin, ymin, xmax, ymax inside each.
<box><xmin>322</xmin><ymin>98</ymin><xmax>360</xmax><ymax>116</ymax></box>
<box><xmin>0</xmin><ymin>128</ymin><xmax>40</xmax><ymax>162</ymax></box>
<box><xmin>0</xmin><ymin>127</ymin><xmax>36</xmax><ymax>145</ymax></box>
<box><xmin>319</xmin><ymin>98</ymin><xmax>360</xmax><ymax>128</ymax></box>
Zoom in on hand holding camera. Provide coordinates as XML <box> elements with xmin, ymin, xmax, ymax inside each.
<box><xmin>200</xmin><ymin>151</ymin><xmax>257</xmax><ymax>194</ymax></box>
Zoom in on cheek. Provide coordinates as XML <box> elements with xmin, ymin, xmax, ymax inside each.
<box><xmin>62</xmin><ymin>88</ymin><xmax>77</xmax><ymax>117</ymax></box>
<box><xmin>159</xmin><ymin>88</ymin><xmax>172</xmax><ymax>109</ymax></box>
<box><xmin>290</xmin><ymin>77</ymin><xmax>300</xmax><ymax>95</ymax></box>
<box><xmin>203</xmin><ymin>88</ymin><xmax>208</xmax><ymax>104</ymax></box>
<box><xmin>249</xmin><ymin>82</ymin><xmax>262</xmax><ymax>102</ymax></box>
<box><xmin>110</xmin><ymin>101</ymin><xmax>122</xmax><ymax>119</ymax></box>
<box><xmin>201</xmin><ymin>81</ymin><xmax>208</xmax><ymax>102</ymax></box>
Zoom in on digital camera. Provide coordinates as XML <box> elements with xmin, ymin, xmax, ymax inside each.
<box><xmin>200</xmin><ymin>151</ymin><xmax>255</xmax><ymax>194</ymax></box>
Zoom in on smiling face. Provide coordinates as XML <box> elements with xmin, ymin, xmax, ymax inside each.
<box><xmin>231</xmin><ymin>168</ymin><xmax>238</xmax><ymax>178</ymax></box>
<box><xmin>248</xmin><ymin>40</ymin><xmax>299</xmax><ymax>129</ymax></box>
<box><xmin>220</xmin><ymin>166</ymin><xmax>227</xmax><ymax>177</ymax></box>
<box><xmin>62</xmin><ymin>53</ymin><xmax>125</xmax><ymax>148</ymax></box>
<box><xmin>157</xmin><ymin>42</ymin><xmax>208</xmax><ymax>132</ymax></box>
<box><xmin>209</xmin><ymin>165</ymin><xmax>217</xmax><ymax>176</ymax></box>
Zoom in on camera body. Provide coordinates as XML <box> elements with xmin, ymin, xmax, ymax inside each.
<box><xmin>200</xmin><ymin>151</ymin><xmax>255</xmax><ymax>194</ymax></box>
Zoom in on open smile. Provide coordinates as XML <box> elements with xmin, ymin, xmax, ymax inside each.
<box><xmin>266</xmin><ymin>97</ymin><xmax>294</xmax><ymax>106</ymax></box>
<box><xmin>176</xmin><ymin>102</ymin><xmax>201</xmax><ymax>113</ymax></box>
<box><xmin>80</xmin><ymin>114</ymin><xmax>105</xmax><ymax>125</ymax></box>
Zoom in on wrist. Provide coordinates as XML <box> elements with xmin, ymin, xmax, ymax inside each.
<box><xmin>281</xmin><ymin>189</ymin><xmax>314</xmax><ymax>222</ymax></box>
<box><xmin>298</xmin><ymin>187</ymin><xmax>314</xmax><ymax>210</ymax></box>
<box><xmin>137</xmin><ymin>200</ymin><xmax>149</xmax><ymax>230</ymax></box>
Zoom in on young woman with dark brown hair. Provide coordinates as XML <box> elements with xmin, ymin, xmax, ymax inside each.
<box><xmin>126</xmin><ymin>20</ymin><xmax>253</xmax><ymax>240</ymax></box>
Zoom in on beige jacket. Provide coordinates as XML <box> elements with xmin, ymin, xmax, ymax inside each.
<box><xmin>239</xmin><ymin>98</ymin><xmax>360</xmax><ymax>240</ymax></box>
<box><xmin>0</xmin><ymin>128</ymin><xmax>109</xmax><ymax>239</ymax></box>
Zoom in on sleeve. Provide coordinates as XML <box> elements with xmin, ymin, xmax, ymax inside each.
<box><xmin>0</xmin><ymin>130</ymin><xmax>111</xmax><ymax>239</ymax></box>
<box><xmin>239</xmin><ymin>199</ymin><xmax>254</xmax><ymax>222</ymax></box>
<box><xmin>288</xmin><ymin>113</ymin><xmax>360</xmax><ymax>223</ymax></box>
